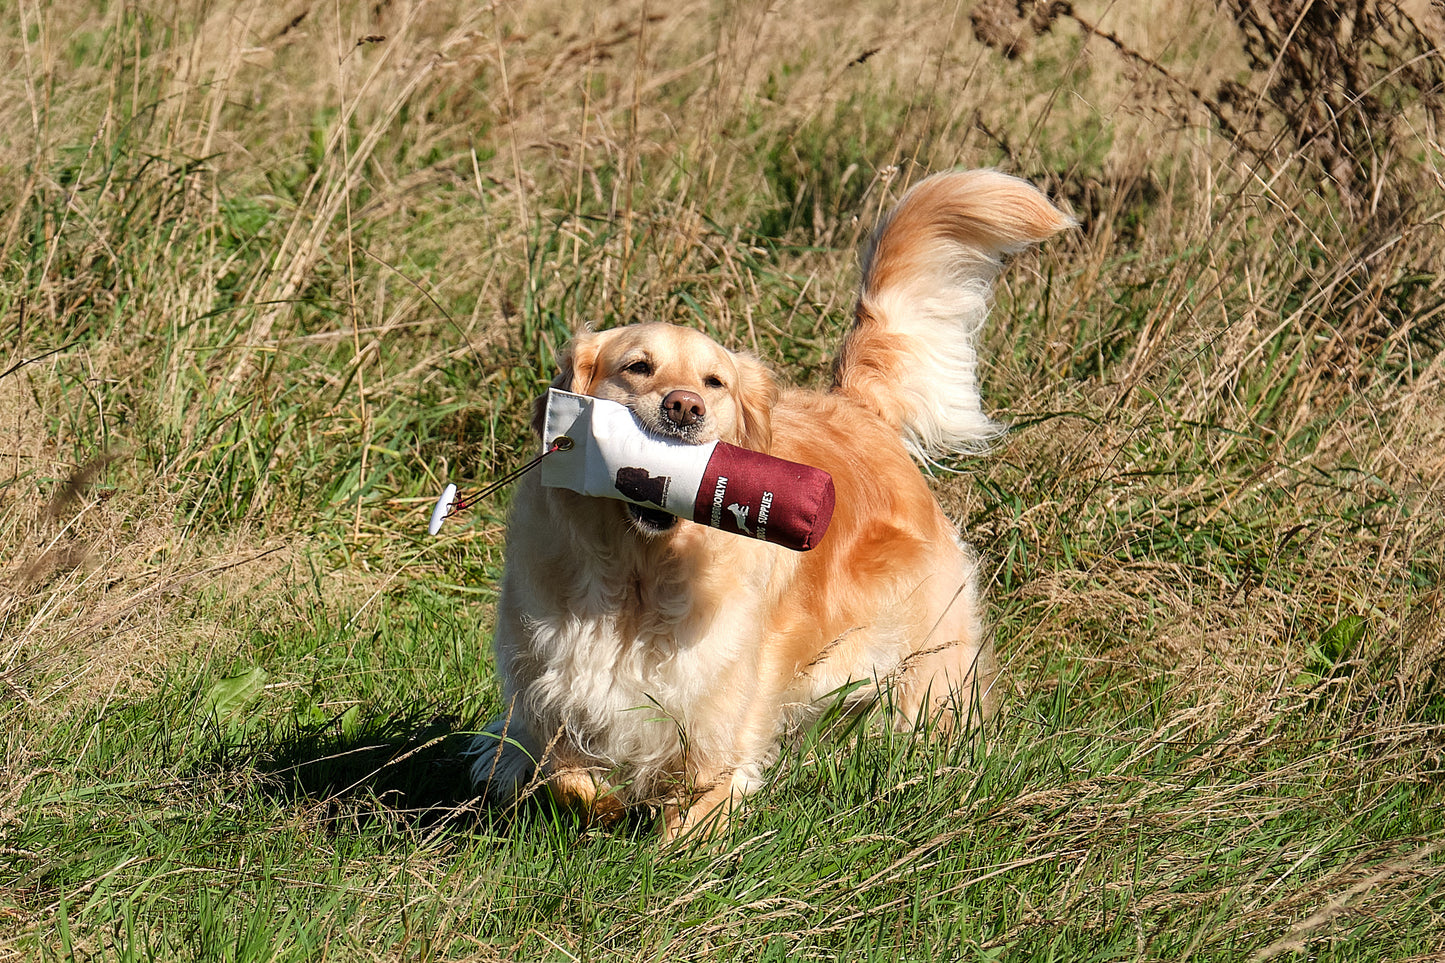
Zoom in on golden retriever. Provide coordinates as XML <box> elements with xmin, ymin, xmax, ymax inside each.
<box><xmin>471</xmin><ymin>169</ymin><xmax>1072</xmax><ymax>839</ymax></box>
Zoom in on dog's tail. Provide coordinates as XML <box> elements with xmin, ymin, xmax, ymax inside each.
<box><xmin>832</xmin><ymin>169</ymin><xmax>1074</xmax><ymax>461</ymax></box>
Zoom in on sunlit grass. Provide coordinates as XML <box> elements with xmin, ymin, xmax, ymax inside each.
<box><xmin>2</xmin><ymin>0</ymin><xmax>1443</xmax><ymax>959</ymax></box>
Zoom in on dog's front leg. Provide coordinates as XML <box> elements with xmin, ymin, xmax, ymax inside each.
<box><xmin>542</xmin><ymin>754</ymin><xmax>630</xmax><ymax>826</ymax></box>
<box><xmin>660</xmin><ymin>767</ymin><xmax>748</xmax><ymax>842</ymax></box>
<box><xmin>660</xmin><ymin>709</ymin><xmax>777</xmax><ymax>843</ymax></box>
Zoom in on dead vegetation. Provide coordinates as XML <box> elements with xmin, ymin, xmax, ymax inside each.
<box><xmin>1</xmin><ymin>0</ymin><xmax>1443</xmax><ymax>957</ymax></box>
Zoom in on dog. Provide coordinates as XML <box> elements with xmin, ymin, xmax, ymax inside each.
<box><xmin>470</xmin><ymin>169</ymin><xmax>1073</xmax><ymax>839</ymax></box>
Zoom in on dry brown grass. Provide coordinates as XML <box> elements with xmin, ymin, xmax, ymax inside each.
<box><xmin>1</xmin><ymin>0</ymin><xmax>1443</xmax><ymax>958</ymax></box>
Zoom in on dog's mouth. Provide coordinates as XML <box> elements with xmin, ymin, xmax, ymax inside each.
<box><xmin>631</xmin><ymin>409</ymin><xmax>709</xmax><ymax>445</ymax></box>
<box><xmin>626</xmin><ymin>502</ymin><xmax>679</xmax><ymax>535</ymax></box>
<box><xmin>647</xmin><ymin>422</ymin><xmax>706</xmax><ymax>444</ymax></box>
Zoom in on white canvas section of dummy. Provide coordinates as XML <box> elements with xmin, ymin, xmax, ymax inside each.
<box><xmin>539</xmin><ymin>389</ymin><xmax>717</xmax><ymax>517</ymax></box>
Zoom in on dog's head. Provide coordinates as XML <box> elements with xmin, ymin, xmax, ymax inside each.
<box><xmin>541</xmin><ymin>323</ymin><xmax>777</xmax><ymax>450</ymax></box>
<box><xmin>536</xmin><ymin>323</ymin><xmax>779</xmax><ymax>535</ymax></box>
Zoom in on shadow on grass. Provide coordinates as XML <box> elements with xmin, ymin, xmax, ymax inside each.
<box><xmin>244</xmin><ymin>705</ymin><xmax>660</xmax><ymax>842</ymax></box>
<box><xmin>248</xmin><ymin>704</ymin><xmax>493</xmax><ymax>831</ymax></box>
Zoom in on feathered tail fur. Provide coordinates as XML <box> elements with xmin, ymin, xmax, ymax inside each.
<box><xmin>832</xmin><ymin>169</ymin><xmax>1074</xmax><ymax>461</ymax></box>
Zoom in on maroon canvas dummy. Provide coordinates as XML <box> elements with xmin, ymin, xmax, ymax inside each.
<box><xmin>542</xmin><ymin>390</ymin><xmax>834</xmax><ymax>551</ymax></box>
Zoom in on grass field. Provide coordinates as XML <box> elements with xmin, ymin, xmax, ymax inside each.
<box><xmin>3</xmin><ymin>0</ymin><xmax>1445</xmax><ymax>959</ymax></box>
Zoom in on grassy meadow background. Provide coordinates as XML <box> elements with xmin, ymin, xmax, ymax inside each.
<box><xmin>3</xmin><ymin>0</ymin><xmax>1445</xmax><ymax>958</ymax></box>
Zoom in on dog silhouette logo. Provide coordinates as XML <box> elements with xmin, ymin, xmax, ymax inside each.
<box><xmin>726</xmin><ymin>502</ymin><xmax>752</xmax><ymax>534</ymax></box>
<box><xmin>614</xmin><ymin>466</ymin><xmax>670</xmax><ymax>507</ymax></box>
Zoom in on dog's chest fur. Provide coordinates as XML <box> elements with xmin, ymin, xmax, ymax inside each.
<box><xmin>504</xmin><ymin>486</ymin><xmax>781</xmax><ymax>780</ymax></box>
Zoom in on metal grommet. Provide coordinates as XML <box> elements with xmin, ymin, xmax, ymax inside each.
<box><xmin>552</xmin><ymin>435</ymin><xmax>574</xmax><ymax>451</ymax></box>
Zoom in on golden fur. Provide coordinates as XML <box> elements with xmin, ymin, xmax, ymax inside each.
<box><xmin>470</xmin><ymin>169</ymin><xmax>1073</xmax><ymax>839</ymax></box>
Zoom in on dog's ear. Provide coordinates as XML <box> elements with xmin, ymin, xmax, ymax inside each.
<box><xmin>732</xmin><ymin>352</ymin><xmax>779</xmax><ymax>452</ymax></box>
<box><xmin>531</xmin><ymin>332</ymin><xmax>604</xmax><ymax>436</ymax></box>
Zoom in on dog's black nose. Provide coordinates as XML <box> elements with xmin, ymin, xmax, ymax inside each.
<box><xmin>662</xmin><ymin>389</ymin><xmax>706</xmax><ymax>427</ymax></box>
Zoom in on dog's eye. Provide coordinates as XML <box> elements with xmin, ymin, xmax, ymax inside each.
<box><xmin>623</xmin><ymin>359</ymin><xmax>654</xmax><ymax>376</ymax></box>
<box><xmin>704</xmin><ymin>375</ymin><xmax>726</xmax><ymax>389</ymax></box>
